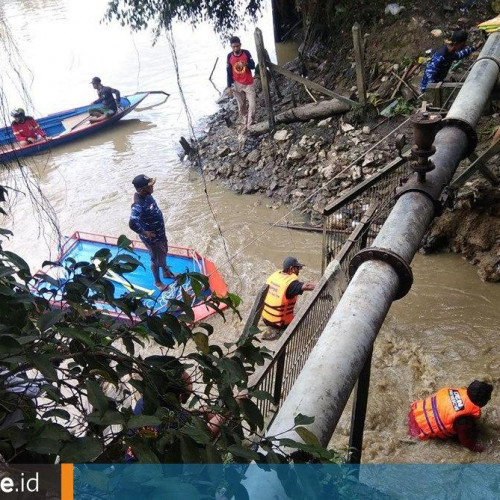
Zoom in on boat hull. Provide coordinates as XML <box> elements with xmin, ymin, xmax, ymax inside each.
<box><xmin>0</xmin><ymin>93</ymin><xmax>149</xmax><ymax>162</ymax></box>
<box><xmin>34</xmin><ymin>231</ymin><xmax>229</xmax><ymax>324</ymax></box>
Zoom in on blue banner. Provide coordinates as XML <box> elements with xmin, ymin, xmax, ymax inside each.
<box><xmin>73</xmin><ymin>464</ymin><xmax>500</xmax><ymax>499</ymax></box>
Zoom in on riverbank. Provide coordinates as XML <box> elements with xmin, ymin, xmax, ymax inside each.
<box><xmin>189</xmin><ymin>3</ymin><xmax>499</xmax><ymax>282</ymax></box>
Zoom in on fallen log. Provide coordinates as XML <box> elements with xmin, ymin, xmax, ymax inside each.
<box><xmin>249</xmin><ymin>98</ymin><xmax>350</xmax><ymax>134</ymax></box>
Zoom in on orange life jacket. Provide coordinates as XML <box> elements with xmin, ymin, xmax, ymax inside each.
<box><xmin>261</xmin><ymin>271</ymin><xmax>299</xmax><ymax>327</ymax></box>
<box><xmin>411</xmin><ymin>387</ymin><xmax>481</xmax><ymax>440</ymax></box>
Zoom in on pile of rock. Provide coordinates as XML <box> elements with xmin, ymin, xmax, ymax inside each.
<box><xmin>196</xmin><ymin>104</ymin><xmax>398</xmax><ymax>223</ymax></box>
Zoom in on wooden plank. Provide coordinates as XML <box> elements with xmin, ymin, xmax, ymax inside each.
<box><xmin>61</xmin><ymin>113</ymin><xmax>90</xmax><ymax>132</ymax></box>
<box><xmin>254</xmin><ymin>28</ymin><xmax>275</xmax><ymax>128</ymax></box>
<box><xmin>451</xmin><ymin>141</ymin><xmax>500</xmax><ymax>188</ymax></box>
<box><xmin>241</xmin><ymin>284</ymin><xmax>269</xmax><ymax>338</ymax></box>
<box><xmin>267</xmin><ymin>61</ymin><xmax>355</xmax><ymax>107</ymax></box>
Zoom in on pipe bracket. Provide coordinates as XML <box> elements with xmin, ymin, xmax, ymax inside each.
<box><xmin>476</xmin><ymin>55</ymin><xmax>500</xmax><ymax>70</ymax></box>
<box><xmin>396</xmin><ymin>178</ymin><xmax>449</xmax><ymax>215</ymax></box>
<box><xmin>349</xmin><ymin>247</ymin><xmax>413</xmax><ymax>300</ymax></box>
<box><xmin>441</xmin><ymin>118</ymin><xmax>478</xmax><ymax>157</ymax></box>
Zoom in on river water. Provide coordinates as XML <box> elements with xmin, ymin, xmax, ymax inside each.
<box><xmin>1</xmin><ymin>0</ymin><xmax>499</xmax><ymax>465</ymax></box>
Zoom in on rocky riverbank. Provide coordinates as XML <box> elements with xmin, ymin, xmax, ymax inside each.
<box><xmin>187</xmin><ymin>2</ymin><xmax>499</xmax><ymax>281</ymax></box>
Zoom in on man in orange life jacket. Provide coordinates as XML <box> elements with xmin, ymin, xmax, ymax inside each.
<box><xmin>261</xmin><ymin>256</ymin><xmax>316</xmax><ymax>340</ymax></box>
<box><xmin>408</xmin><ymin>380</ymin><xmax>493</xmax><ymax>452</ymax></box>
<box><xmin>226</xmin><ymin>36</ymin><xmax>256</xmax><ymax>130</ymax></box>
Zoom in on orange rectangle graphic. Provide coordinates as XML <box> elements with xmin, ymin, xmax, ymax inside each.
<box><xmin>61</xmin><ymin>463</ymin><xmax>73</xmax><ymax>500</ymax></box>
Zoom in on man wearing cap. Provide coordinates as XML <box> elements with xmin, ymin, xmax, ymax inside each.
<box><xmin>89</xmin><ymin>77</ymin><xmax>121</xmax><ymax>123</ymax></box>
<box><xmin>129</xmin><ymin>174</ymin><xmax>175</xmax><ymax>288</ymax></box>
<box><xmin>420</xmin><ymin>30</ymin><xmax>481</xmax><ymax>93</ymax></box>
<box><xmin>260</xmin><ymin>257</ymin><xmax>316</xmax><ymax>340</ymax></box>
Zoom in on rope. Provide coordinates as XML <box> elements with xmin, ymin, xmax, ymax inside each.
<box><xmin>164</xmin><ymin>29</ymin><xmax>242</xmax><ymax>285</ymax></box>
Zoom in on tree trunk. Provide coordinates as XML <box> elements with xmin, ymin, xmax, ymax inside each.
<box><xmin>249</xmin><ymin>99</ymin><xmax>350</xmax><ymax>134</ymax></box>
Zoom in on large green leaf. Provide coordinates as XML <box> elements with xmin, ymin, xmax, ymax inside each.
<box><xmin>181</xmin><ymin>419</ymin><xmax>211</xmax><ymax>445</ymax></box>
<box><xmin>30</xmin><ymin>354</ymin><xmax>58</xmax><ymax>381</ymax></box>
<box><xmin>239</xmin><ymin>398</ymin><xmax>264</xmax><ymax>431</ymax></box>
<box><xmin>87</xmin><ymin>410</ymin><xmax>126</xmax><ymax>426</ymax></box>
<box><xmin>0</xmin><ymin>335</ymin><xmax>21</xmax><ymax>354</ymax></box>
<box><xmin>126</xmin><ymin>438</ymin><xmax>160</xmax><ymax>463</ymax></box>
<box><xmin>117</xmin><ymin>235</ymin><xmax>133</xmax><ymax>249</ymax></box>
<box><xmin>3</xmin><ymin>251</ymin><xmax>30</xmax><ymax>274</ymax></box>
<box><xmin>193</xmin><ymin>332</ymin><xmax>209</xmax><ymax>354</ymax></box>
<box><xmin>25</xmin><ymin>437</ymin><xmax>62</xmax><ymax>455</ymax></box>
<box><xmin>179</xmin><ymin>435</ymin><xmax>201</xmax><ymax>463</ymax></box>
<box><xmin>85</xmin><ymin>380</ymin><xmax>109</xmax><ymax>414</ymax></box>
<box><xmin>58</xmin><ymin>327</ymin><xmax>95</xmax><ymax>348</ymax></box>
<box><xmin>295</xmin><ymin>426</ymin><xmax>321</xmax><ymax>447</ymax></box>
<box><xmin>37</xmin><ymin>309</ymin><xmax>66</xmax><ymax>333</ymax></box>
<box><xmin>227</xmin><ymin>444</ymin><xmax>260</xmax><ymax>461</ymax></box>
<box><xmin>43</xmin><ymin>409</ymin><xmax>71</xmax><ymax>421</ymax></box>
<box><xmin>127</xmin><ymin>414</ymin><xmax>161</xmax><ymax>429</ymax></box>
<box><xmin>294</xmin><ymin>413</ymin><xmax>315</xmax><ymax>426</ymax></box>
<box><xmin>60</xmin><ymin>436</ymin><xmax>103</xmax><ymax>462</ymax></box>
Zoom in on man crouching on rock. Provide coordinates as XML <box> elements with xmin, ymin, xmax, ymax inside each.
<box><xmin>226</xmin><ymin>36</ymin><xmax>256</xmax><ymax>131</ymax></box>
<box><xmin>129</xmin><ymin>174</ymin><xmax>176</xmax><ymax>289</ymax></box>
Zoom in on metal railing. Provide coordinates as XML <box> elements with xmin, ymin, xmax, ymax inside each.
<box><xmin>322</xmin><ymin>149</ymin><xmax>413</xmax><ymax>273</ymax></box>
<box><xmin>248</xmin><ymin>149</ymin><xmax>413</xmax><ymax>425</ymax></box>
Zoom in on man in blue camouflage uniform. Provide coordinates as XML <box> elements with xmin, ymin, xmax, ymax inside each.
<box><xmin>420</xmin><ymin>30</ymin><xmax>479</xmax><ymax>94</ymax></box>
<box><xmin>129</xmin><ymin>174</ymin><xmax>175</xmax><ymax>288</ymax></box>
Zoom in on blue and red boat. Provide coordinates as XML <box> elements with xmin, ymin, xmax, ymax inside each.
<box><xmin>34</xmin><ymin>231</ymin><xmax>229</xmax><ymax>323</ymax></box>
<box><xmin>0</xmin><ymin>91</ymin><xmax>167</xmax><ymax>163</ymax></box>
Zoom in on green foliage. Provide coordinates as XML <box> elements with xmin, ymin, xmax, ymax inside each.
<box><xmin>0</xmin><ymin>226</ymin><xmax>341</xmax><ymax>466</ymax></box>
<box><xmin>105</xmin><ymin>0</ymin><xmax>263</xmax><ymax>38</ymax></box>
<box><xmin>393</xmin><ymin>98</ymin><xmax>415</xmax><ymax>116</ymax></box>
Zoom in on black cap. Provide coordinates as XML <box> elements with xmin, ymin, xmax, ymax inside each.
<box><xmin>90</xmin><ymin>76</ymin><xmax>101</xmax><ymax>84</ymax></box>
<box><xmin>132</xmin><ymin>174</ymin><xmax>156</xmax><ymax>189</ymax></box>
<box><xmin>282</xmin><ymin>256</ymin><xmax>305</xmax><ymax>271</ymax></box>
<box><xmin>450</xmin><ymin>30</ymin><xmax>468</xmax><ymax>44</ymax></box>
<box><xmin>467</xmin><ymin>380</ymin><xmax>493</xmax><ymax>407</ymax></box>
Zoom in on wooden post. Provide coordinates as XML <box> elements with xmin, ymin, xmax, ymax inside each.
<box><xmin>347</xmin><ymin>347</ymin><xmax>373</xmax><ymax>469</ymax></box>
<box><xmin>241</xmin><ymin>284</ymin><xmax>269</xmax><ymax>338</ymax></box>
<box><xmin>179</xmin><ymin>136</ymin><xmax>193</xmax><ymax>155</ymax></box>
<box><xmin>352</xmin><ymin>23</ymin><xmax>367</xmax><ymax>106</ymax></box>
<box><xmin>254</xmin><ymin>28</ymin><xmax>276</xmax><ymax>128</ymax></box>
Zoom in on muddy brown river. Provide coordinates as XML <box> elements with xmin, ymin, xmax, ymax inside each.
<box><xmin>1</xmin><ymin>0</ymin><xmax>499</xmax><ymax>464</ymax></box>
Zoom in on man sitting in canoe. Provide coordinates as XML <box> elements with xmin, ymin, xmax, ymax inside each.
<box><xmin>89</xmin><ymin>76</ymin><xmax>121</xmax><ymax>123</ymax></box>
<box><xmin>129</xmin><ymin>174</ymin><xmax>176</xmax><ymax>289</ymax></box>
<box><xmin>10</xmin><ymin>108</ymin><xmax>47</xmax><ymax>146</ymax></box>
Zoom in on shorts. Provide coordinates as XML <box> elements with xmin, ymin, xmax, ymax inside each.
<box><xmin>89</xmin><ymin>106</ymin><xmax>116</xmax><ymax>117</ymax></box>
<box><xmin>146</xmin><ymin>239</ymin><xmax>168</xmax><ymax>268</ymax></box>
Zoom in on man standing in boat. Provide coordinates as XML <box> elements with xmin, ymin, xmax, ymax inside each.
<box><xmin>129</xmin><ymin>174</ymin><xmax>176</xmax><ymax>289</ymax></box>
<box><xmin>89</xmin><ymin>76</ymin><xmax>121</xmax><ymax>123</ymax></box>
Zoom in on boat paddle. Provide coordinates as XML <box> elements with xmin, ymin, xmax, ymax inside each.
<box><xmin>70</xmin><ymin>114</ymin><xmax>91</xmax><ymax>131</ymax></box>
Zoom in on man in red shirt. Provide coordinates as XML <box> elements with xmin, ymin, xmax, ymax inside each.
<box><xmin>226</xmin><ymin>36</ymin><xmax>256</xmax><ymax>130</ymax></box>
<box><xmin>11</xmin><ymin>108</ymin><xmax>47</xmax><ymax>146</ymax></box>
